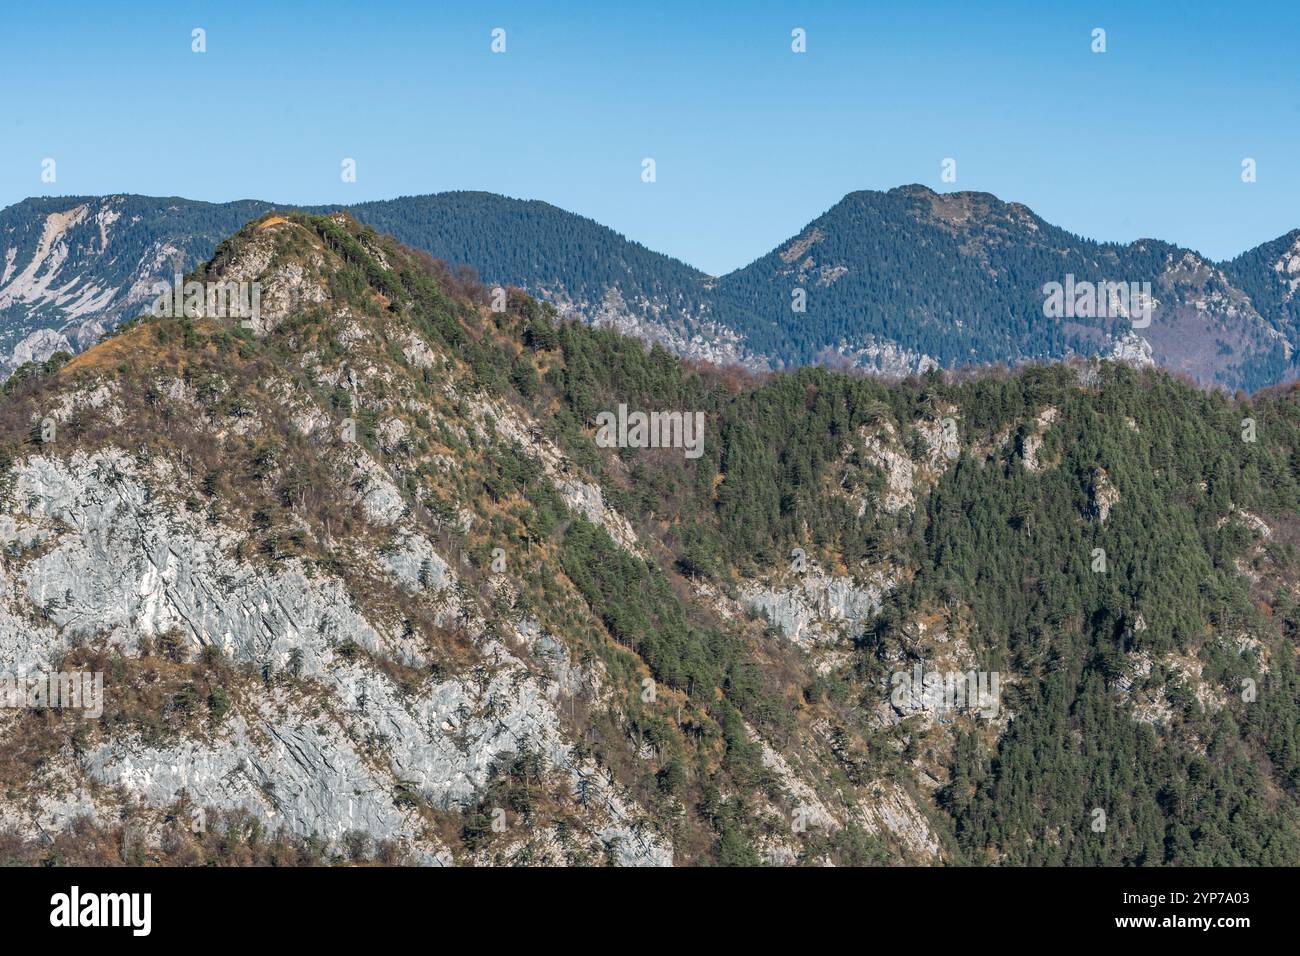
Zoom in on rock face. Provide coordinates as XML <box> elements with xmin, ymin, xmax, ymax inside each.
<box><xmin>7</xmin><ymin>328</ymin><xmax>72</xmax><ymax>370</ymax></box>
<box><xmin>740</xmin><ymin>565</ymin><xmax>893</xmax><ymax>649</ymax></box>
<box><xmin>574</xmin><ymin>286</ymin><xmax>758</xmax><ymax>371</ymax></box>
<box><xmin>1273</xmin><ymin>235</ymin><xmax>1300</xmax><ymax>299</ymax></box>
<box><xmin>1108</xmin><ymin>331</ymin><xmax>1156</xmax><ymax>369</ymax></box>
<box><xmin>745</xmin><ymin>722</ymin><xmax>941</xmax><ymax>862</ymax></box>
<box><xmin>1089</xmin><ymin>468</ymin><xmax>1120</xmax><ymax>523</ymax></box>
<box><xmin>1</xmin><ymin>449</ymin><xmax>669</xmax><ymax>866</ymax></box>
<box><xmin>859</xmin><ymin>422</ymin><xmax>918</xmax><ymax>513</ymax></box>
<box><xmin>1021</xmin><ymin>406</ymin><xmax>1059</xmax><ymax>473</ymax></box>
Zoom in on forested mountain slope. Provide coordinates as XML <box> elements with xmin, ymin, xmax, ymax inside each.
<box><xmin>347</xmin><ymin>192</ymin><xmax>727</xmax><ymax>361</ymax></box>
<box><xmin>711</xmin><ymin>186</ymin><xmax>1296</xmax><ymax>390</ymax></box>
<box><xmin>0</xmin><ymin>212</ymin><xmax>1297</xmax><ymax>865</ymax></box>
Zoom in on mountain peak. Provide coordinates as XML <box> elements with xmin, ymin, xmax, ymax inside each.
<box><xmin>888</xmin><ymin>183</ymin><xmax>937</xmax><ymax>197</ymax></box>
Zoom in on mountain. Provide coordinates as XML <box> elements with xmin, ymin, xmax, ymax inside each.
<box><xmin>2</xmin><ymin>188</ymin><xmax>1299</xmax><ymax>390</ymax></box>
<box><xmin>1</xmin><ymin>211</ymin><xmax>1298</xmax><ymax>866</ymax></box>
<box><xmin>711</xmin><ymin>186</ymin><xmax>1295</xmax><ymax>390</ymax></box>
<box><xmin>0</xmin><ymin>195</ymin><xmax>277</xmax><ymax>375</ymax></box>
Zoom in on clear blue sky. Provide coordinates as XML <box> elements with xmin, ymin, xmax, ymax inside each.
<box><xmin>2</xmin><ymin>0</ymin><xmax>1298</xmax><ymax>275</ymax></box>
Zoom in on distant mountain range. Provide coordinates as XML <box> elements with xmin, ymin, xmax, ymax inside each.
<box><xmin>3</xmin><ymin>187</ymin><xmax>1298</xmax><ymax>390</ymax></box>
<box><xmin>6</xmin><ymin>209</ymin><xmax>1299</xmax><ymax>865</ymax></box>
